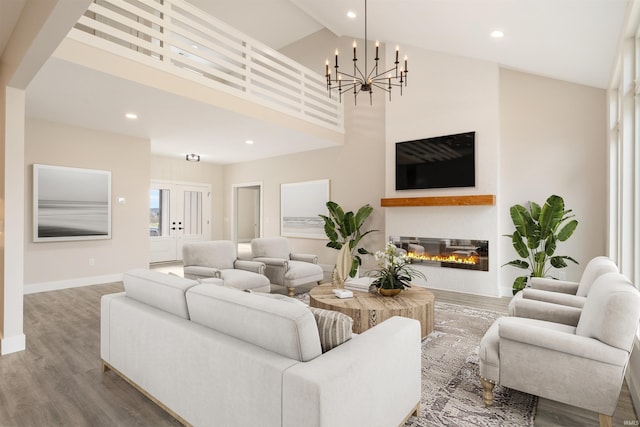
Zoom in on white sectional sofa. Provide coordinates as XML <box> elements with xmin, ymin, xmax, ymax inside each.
<box><xmin>101</xmin><ymin>269</ymin><xmax>422</xmax><ymax>427</ymax></box>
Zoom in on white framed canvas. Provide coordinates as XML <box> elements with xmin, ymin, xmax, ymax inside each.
<box><xmin>280</xmin><ymin>179</ymin><xmax>330</xmax><ymax>239</ymax></box>
<box><xmin>33</xmin><ymin>164</ymin><xmax>112</xmax><ymax>242</ymax></box>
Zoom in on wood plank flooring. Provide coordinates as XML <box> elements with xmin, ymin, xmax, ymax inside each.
<box><xmin>0</xmin><ymin>283</ymin><xmax>180</xmax><ymax>427</ymax></box>
<box><xmin>0</xmin><ymin>280</ymin><xmax>636</xmax><ymax>426</ymax></box>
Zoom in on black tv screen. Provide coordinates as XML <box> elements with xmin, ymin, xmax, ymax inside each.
<box><xmin>395</xmin><ymin>131</ymin><xmax>475</xmax><ymax>190</ymax></box>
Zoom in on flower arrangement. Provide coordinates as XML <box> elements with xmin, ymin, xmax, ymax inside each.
<box><xmin>369</xmin><ymin>242</ymin><xmax>427</xmax><ymax>291</ymax></box>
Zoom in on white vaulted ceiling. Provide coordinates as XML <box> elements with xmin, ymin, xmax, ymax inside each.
<box><xmin>3</xmin><ymin>0</ymin><xmax>630</xmax><ymax>163</ymax></box>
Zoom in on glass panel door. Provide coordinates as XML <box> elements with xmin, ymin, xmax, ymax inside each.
<box><xmin>150</xmin><ymin>181</ymin><xmax>210</xmax><ymax>263</ymax></box>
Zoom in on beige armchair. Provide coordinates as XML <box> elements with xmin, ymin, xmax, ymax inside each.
<box><xmin>251</xmin><ymin>237</ymin><xmax>324</xmax><ymax>296</ymax></box>
<box><xmin>508</xmin><ymin>256</ymin><xmax>618</xmax><ymax>325</ymax></box>
<box><xmin>183</xmin><ymin>240</ymin><xmax>270</xmax><ymax>292</ymax></box>
<box><xmin>480</xmin><ymin>272</ymin><xmax>640</xmax><ymax>427</ymax></box>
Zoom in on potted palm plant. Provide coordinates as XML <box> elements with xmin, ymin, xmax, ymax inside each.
<box><xmin>503</xmin><ymin>194</ymin><xmax>579</xmax><ymax>294</ymax></box>
<box><xmin>319</xmin><ymin>201</ymin><xmax>377</xmax><ymax>278</ymax></box>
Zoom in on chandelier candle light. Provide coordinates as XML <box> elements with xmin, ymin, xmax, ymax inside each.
<box><xmin>325</xmin><ymin>0</ymin><xmax>408</xmax><ymax>105</ymax></box>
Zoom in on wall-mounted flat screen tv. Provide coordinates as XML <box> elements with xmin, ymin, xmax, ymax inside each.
<box><xmin>395</xmin><ymin>131</ymin><xmax>475</xmax><ymax>190</ymax></box>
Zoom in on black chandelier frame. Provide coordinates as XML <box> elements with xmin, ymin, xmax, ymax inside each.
<box><xmin>325</xmin><ymin>0</ymin><xmax>408</xmax><ymax>104</ymax></box>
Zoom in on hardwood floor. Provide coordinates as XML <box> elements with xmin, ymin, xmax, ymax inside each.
<box><xmin>0</xmin><ymin>283</ymin><xmax>180</xmax><ymax>427</ymax></box>
<box><xmin>0</xmin><ymin>281</ymin><xmax>636</xmax><ymax>426</ymax></box>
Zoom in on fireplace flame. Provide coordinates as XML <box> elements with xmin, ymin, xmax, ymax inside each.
<box><xmin>407</xmin><ymin>252</ymin><xmax>478</xmax><ymax>265</ymax></box>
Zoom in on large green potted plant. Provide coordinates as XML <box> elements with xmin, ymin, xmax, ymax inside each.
<box><xmin>319</xmin><ymin>201</ymin><xmax>377</xmax><ymax>277</ymax></box>
<box><xmin>503</xmin><ymin>194</ymin><xmax>579</xmax><ymax>294</ymax></box>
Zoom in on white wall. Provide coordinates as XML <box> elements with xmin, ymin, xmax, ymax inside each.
<box><xmin>385</xmin><ymin>47</ymin><xmax>501</xmax><ymax>296</ymax></box>
<box><xmin>384</xmin><ymin>49</ymin><xmax>606</xmax><ymax>296</ymax></box>
<box><xmin>24</xmin><ymin>119</ymin><xmax>151</xmax><ymax>291</ymax></box>
<box><xmin>499</xmin><ymin>70</ymin><xmax>607</xmax><ymax>292</ymax></box>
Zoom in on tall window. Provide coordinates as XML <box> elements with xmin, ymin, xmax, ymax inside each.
<box><xmin>609</xmin><ymin>30</ymin><xmax>640</xmax><ymax>287</ymax></box>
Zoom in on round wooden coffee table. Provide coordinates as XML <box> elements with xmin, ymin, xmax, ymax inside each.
<box><xmin>309</xmin><ymin>283</ymin><xmax>435</xmax><ymax>339</ymax></box>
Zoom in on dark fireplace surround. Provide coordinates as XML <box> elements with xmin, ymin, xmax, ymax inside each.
<box><xmin>390</xmin><ymin>236</ymin><xmax>489</xmax><ymax>271</ymax></box>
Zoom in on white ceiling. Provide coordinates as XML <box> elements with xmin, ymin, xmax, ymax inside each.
<box><xmin>6</xmin><ymin>0</ymin><xmax>633</xmax><ymax>164</ymax></box>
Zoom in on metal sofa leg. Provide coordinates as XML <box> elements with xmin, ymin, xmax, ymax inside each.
<box><xmin>288</xmin><ymin>287</ymin><xmax>295</xmax><ymax>297</ymax></box>
<box><xmin>480</xmin><ymin>377</ymin><xmax>495</xmax><ymax>406</ymax></box>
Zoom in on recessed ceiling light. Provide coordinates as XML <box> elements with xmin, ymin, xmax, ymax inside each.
<box><xmin>245</xmin><ymin>140</ymin><xmax>254</xmax><ymax>145</ymax></box>
<box><xmin>347</xmin><ymin>10</ymin><xmax>356</xmax><ymax>19</ymax></box>
<box><xmin>125</xmin><ymin>113</ymin><xmax>138</xmax><ymax>119</ymax></box>
<box><xmin>490</xmin><ymin>30</ymin><xmax>504</xmax><ymax>38</ymax></box>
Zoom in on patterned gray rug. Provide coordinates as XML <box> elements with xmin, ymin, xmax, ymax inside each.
<box><xmin>296</xmin><ymin>293</ymin><xmax>537</xmax><ymax>426</ymax></box>
<box><xmin>406</xmin><ymin>302</ymin><xmax>537</xmax><ymax>426</ymax></box>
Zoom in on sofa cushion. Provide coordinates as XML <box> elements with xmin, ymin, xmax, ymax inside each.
<box><xmin>576</xmin><ymin>273</ymin><xmax>640</xmax><ymax>351</ymax></box>
<box><xmin>283</xmin><ymin>261</ymin><xmax>323</xmax><ymax>281</ymax></box>
<box><xmin>251</xmin><ymin>292</ymin><xmax>308</xmax><ymax>307</ymax></box>
<box><xmin>183</xmin><ymin>240</ymin><xmax>237</xmax><ymax>270</ymax></box>
<box><xmin>252</xmin><ymin>293</ymin><xmax>353</xmax><ymax>352</ymax></box>
<box><xmin>219</xmin><ymin>269</ymin><xmax>270</xmax><ymax>290</ymax></box>
<box><xmin>123</xmin><ymin>269</ymin><xmax>198</xmax><ymax>319</ymax></box>
<box><xmin>253</xmin><ymin>294</ymin><xmax>353</xmax><ymax>352</ymax></box>
<box><xmin>575</xmin><ymin>256</ymin><xmax>618</xmax><ymax>297</ymax></box>
<box><xmin>186</xmin><ymin>284</ymin><xmax>322</xmax><ymax>362</ymax></box>
<box><xmin>251</xmin><ymin>237</ymin><xmax>290</xmax><ymax>259</ymax></box>
<box><xmin>309</xmin><ymin>307</ymin><xmax>353</xmax><ymax>352</ymax></box>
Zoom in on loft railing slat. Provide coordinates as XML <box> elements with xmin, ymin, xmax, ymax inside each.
<box><xmin>86</xmin><ymin>4</ymin><xmax>164</xmax><ymax>43</ymax></box>
<box><xmin>167</xmin><ymin>38</ymin><xmax>247</xmax><ymax>82</ymax></box>
<box><xmin>76</xmin><ymin>15</ymin><xmax>164</xmax><ymax>58</ymax></box>
<box><xmin>91</xmin><ymin>0</ymin><xmax>165</xmax><ymax>30</ymax></box>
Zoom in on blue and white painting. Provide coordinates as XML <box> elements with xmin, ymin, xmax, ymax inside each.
<box><xmin>33</xmin><ymin>164</ymin><xmax>111</xmax><ymax>242</ymax></box>
<box><xmin>281</xmin><ymin>179</ymin><xmax>329</xmax><ymax>239</ymax></box>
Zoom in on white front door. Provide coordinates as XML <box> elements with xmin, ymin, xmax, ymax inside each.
<box><xmin>149</xmin><ymin>181</ymin><xmax>210</xmax><ymax>263</ymax></box>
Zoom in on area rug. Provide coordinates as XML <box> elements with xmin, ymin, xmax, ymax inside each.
<box><xmin>406</xmin><ymin>302</ymin><xmax>537</xmax><ymax>427</ymax></box>
<box><xmin>296</xmin><ymin>293</ymin><xmax>537</xmax><ymax>426</ymax></box>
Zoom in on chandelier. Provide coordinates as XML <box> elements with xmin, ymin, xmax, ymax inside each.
<box><xmin>325</xmin><ymin>0</ymin><xmax>408</xmax><ymax>105</ymax></box>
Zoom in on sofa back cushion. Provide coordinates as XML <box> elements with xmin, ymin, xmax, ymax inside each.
<box><xmin>576</xmin><ymin>272</ymin><xmax>640</xmax><ymax>351</ymax></box>
<box><xmin>252</xmin><ymin>293</ymin><xmax>353</xmax><ymax>353</ymax></box>
<box><xmin>251</xmin><ymin>237</ymin><xmax>290</xmax><ymax>260</ymax></box>
<box><xmin>123</xmin><ymin>269</ymin><xmax>198</xmax><ymax>319</ymax></box>
<box><xmin>576</xmin><ymin>256</ymin><xmax>618</xmax><ymax>297</ymax></box>
<box><xmin>186</xmin><ymin>284</ymin><xmax>322</xmax><ymax>361</ymax></box>
<box><xmin>183</xmin><ymin>240</ymin><xmax>236</xmax><ymax>270</ymax></box>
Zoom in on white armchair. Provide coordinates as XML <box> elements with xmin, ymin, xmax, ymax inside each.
<box><xmin>251</xmin><ymin>237</ymin><xmax>324</xmax><ymax>296</ymax></box>
<box><xmin>480</xmin><ymin>272</ymin><xmax>640</xmax><ymax>427</ymax></box>
<box><xmin>508</xmin><ymin>256</ymin><xmax>618</xmax><ymax>325</ymax></box>
<box><xmin>183</xmin><ymin>240</ymin><xmax>270</xmax><ymax>292</ymax></box>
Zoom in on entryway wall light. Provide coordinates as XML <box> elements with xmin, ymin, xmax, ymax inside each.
<box><xmin>185</xmin><ymin>153</ymin><xmax>200</xmax><ymax>162</ymax></box>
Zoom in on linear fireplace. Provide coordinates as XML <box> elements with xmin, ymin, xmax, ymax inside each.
<box><xmin>390</xmin><ymin>236</ymin><xmax>489</xmax><ymax>271</ymax></box>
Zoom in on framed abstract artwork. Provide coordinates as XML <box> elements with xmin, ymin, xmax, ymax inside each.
<box><xmin>280</xmin><ymin>179</ymin><xmax>330</xmax><ymax>239</ymax></box>
<box><xmin>33</xmin><ymin>164</ymin><xmax>112</xmax><ymax>242</ymax></box>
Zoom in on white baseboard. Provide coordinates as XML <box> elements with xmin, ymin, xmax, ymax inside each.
<box><xmin>24</xmin><ymin>273</ymin><xmax>124</xmax><ymax>294</ymax></box>
<box><xmin>1</xmin><ymin>333</ymin><xmax>26</xmax><ymax>354</ymax></box>
<box><xmin>626</xmin><ymin>338</ymin><xmax>640</xmax><ymax>419</ymax></box>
